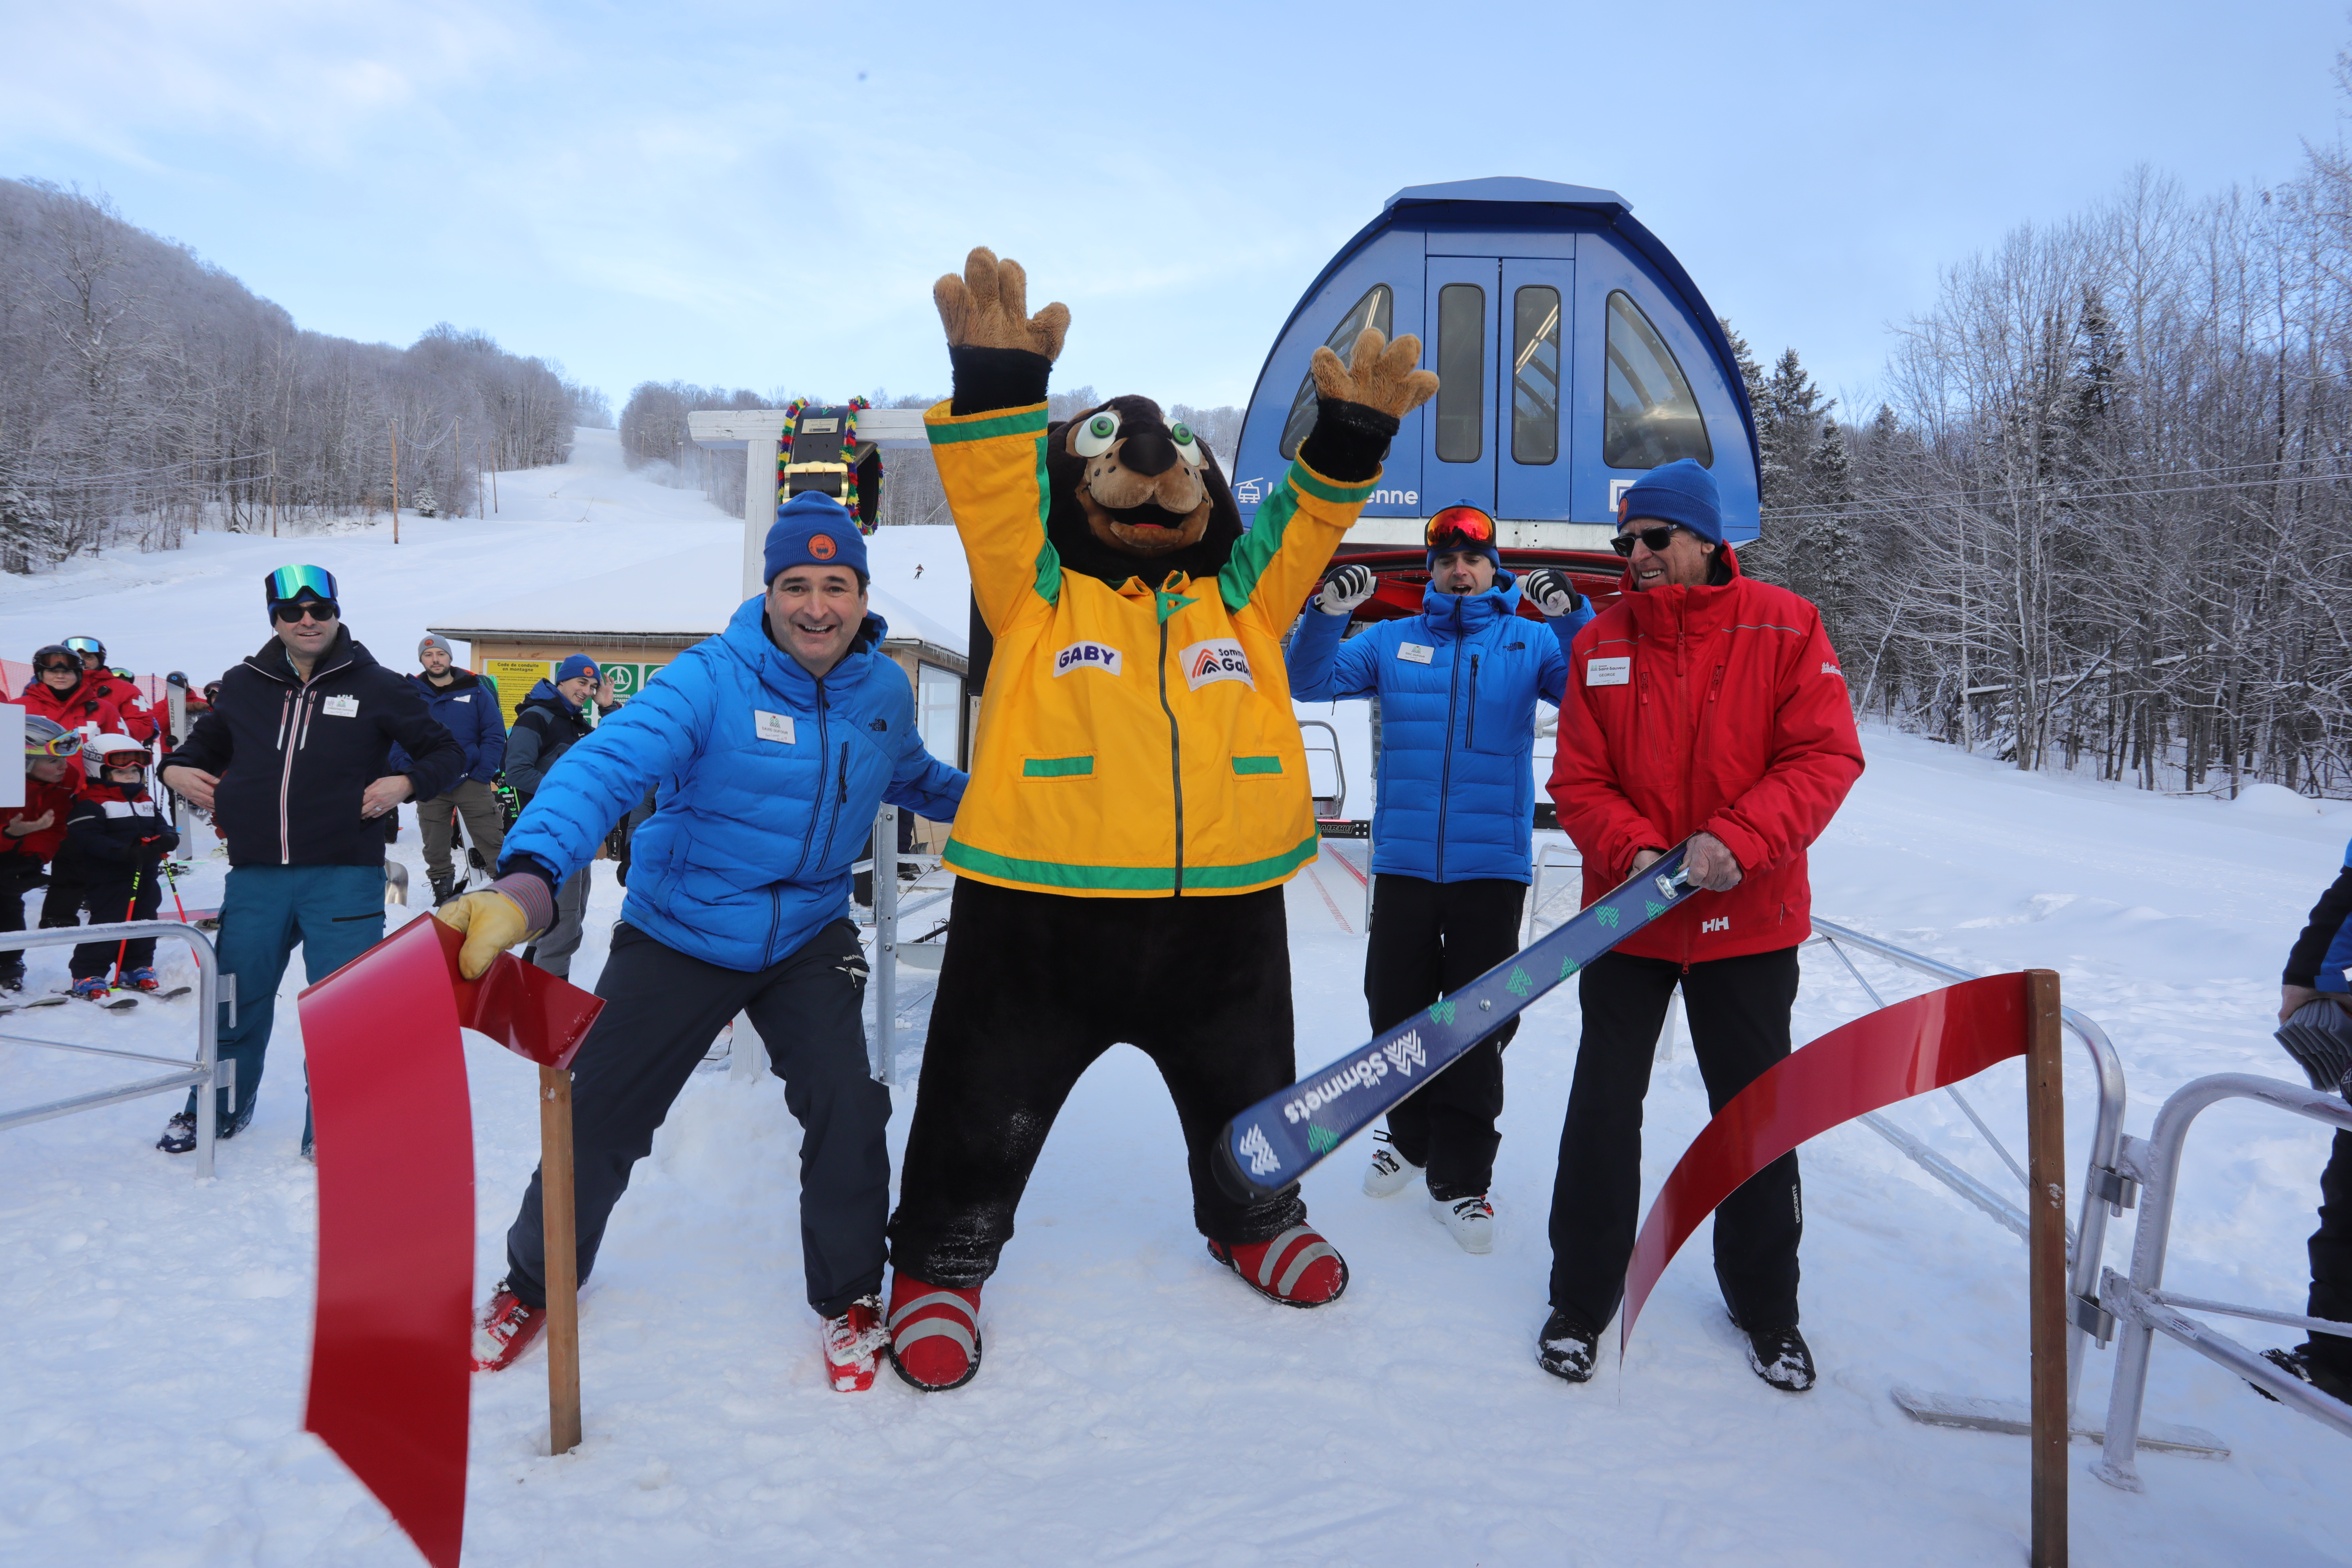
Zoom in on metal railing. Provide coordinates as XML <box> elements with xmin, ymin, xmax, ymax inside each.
<box><xmin>0</xmin><ymin>921</ymin><xmax>231</xmax><ymax>1176</ymax></box>
<box><xmin>2092</xmin><ymin>1073</ymin><xmax>2352</xmax><ymax>1490</ymax></box>
<box><xmin>1805</xmin><ymin>918</ymin><xmax>2133</xmax><ymax>1421</ymax></box>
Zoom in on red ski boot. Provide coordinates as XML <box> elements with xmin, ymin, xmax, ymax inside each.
<box><xmin>471</xmin><ymin>1279</ymin><xmax>546</xmax><ymax>1371</ymax></box>
<box><xmin>1209</xmin><ymin>1225</ymin><xmax>1349</xmax><ymax>1307</ymax></box>
<box><xmin>886</xmin><ymin>1273</ymin><xmax>982</xmax><ymax>1392</ymax></box>
<box><xmin>822</xmin><ymin>1294</ymin><xmax>887</xmax><ymax>1392</ymax></box>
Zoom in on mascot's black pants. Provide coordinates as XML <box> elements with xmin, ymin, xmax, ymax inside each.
<box><xmin>889</xmin><ymin>878</ymin><xmax>1308</xmax><ymax>1289</ymax></box>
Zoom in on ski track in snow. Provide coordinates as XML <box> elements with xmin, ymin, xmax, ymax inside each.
<box><xmin>2</xmin><ymin>437</ymin><xmax>2349</xmax><ymax>1564</ymax></box>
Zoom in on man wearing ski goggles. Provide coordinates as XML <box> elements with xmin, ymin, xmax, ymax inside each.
<box><xmin>152</xmin><ymin>564</ymin><xmax>464</xmax><ymax>1157</ymax></box>
<box><xmin>1287</xmin><ymin>500</ymin><xmax>1593</xmax><ymax>1253</ymax></box>
<box><xmin>1536</xmin><ymin>458</ymin><xmax>1863</xmax><ymax>1394</ymax></box>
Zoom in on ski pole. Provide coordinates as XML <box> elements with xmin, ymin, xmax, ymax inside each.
<box><xmin>162</xmin><ymin>859</ymin><xmax>189</xmax><ymax>924</ymax></box>
<box><xmin>111</xmin><ymin>859</ymin><xmax>145</xmax><ymax>984</ymax></box>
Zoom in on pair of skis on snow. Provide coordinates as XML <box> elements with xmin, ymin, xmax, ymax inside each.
<box><xmin>0</xmin><ymin>982</ymin><xmax>193</xmax><ymax>1015</ymax></box>
<box><xmin>1214</xmin><ymin>840</ymin><xmax>1698</xmax><ymax>1202</ymax></box>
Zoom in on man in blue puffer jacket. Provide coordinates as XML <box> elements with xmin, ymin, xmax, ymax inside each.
<box><xmin>440</xmin><ymin>493</ymin><xmax>966</xmax><ymax>1393</ymax></box>
<box><xmin>1287</xmin><ymin>502</ymin><xmax>1592</xmax><ymax>1252</ymax></box>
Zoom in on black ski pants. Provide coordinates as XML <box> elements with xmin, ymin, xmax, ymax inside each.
<box><xmin>889</xmin><ymin>878</ymin><xmax>1309</xmax><ymax>1290</ymax></box>
<box><xmin>0</xmin><ymin>853</ymin><xmax>44</xmax><ymax>979</ymax></box>
<box><xmin>68</xmin><ymin>863</ymin><xmax>161</xmax><ymax>980</ymax></box>
<box><xmin>504</xmin><ymin>918</ymin><xmax>888</xmax><ymax>1320</ymax></box>
<box><xmin>2305</xmin><ymin>1131</ymin><xmax>2352</xmax><ymax>1379</ymax></box>
<box><xmin>1548</xmin><ymin>945</ymin><xmax>1804</xmax><ymax>1335</ymax></box>
<box><xmin>1366</xmin><ymin>874</ymin><xmax>1527</xmax><ymax>1199</ymax></box>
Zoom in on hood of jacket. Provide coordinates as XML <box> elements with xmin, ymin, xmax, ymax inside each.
<box><xmin>521</xmin><ymin>677</ymin><xmax>576</xmax><ymax>716</ymax></box>
<box><xmin>414</xmin><ymin>668</ymin><xmax>483</xmax><ymax>695</ymax></box>
<box><xmin>1417</xmin><ymin>572</ymin><xmax>1522</xmax><ymax>640</ymax></box>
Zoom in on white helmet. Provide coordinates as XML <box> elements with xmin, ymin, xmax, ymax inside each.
<box><xmin>83</xmin><ymin>732</ymin><xmax>150</xmax><ymax>782</ymax></box>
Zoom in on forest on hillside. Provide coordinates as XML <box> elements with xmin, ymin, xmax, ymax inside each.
<box><xmin>0</xmin><ymin>180</ymin><xmax>604</xmax><ymax>570</ymax></box>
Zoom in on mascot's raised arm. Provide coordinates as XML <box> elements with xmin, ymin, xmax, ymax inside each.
<box><xmin>880</xmin><ymin>246</ymin><xmax>1435</xmax><ymax>1393</ymax></box>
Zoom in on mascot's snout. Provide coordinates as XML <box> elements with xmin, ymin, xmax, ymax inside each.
<box><xmin>1056</xmin><ymin>394</ymin><xmax>1227</xmax><ymax>559</ymax></box>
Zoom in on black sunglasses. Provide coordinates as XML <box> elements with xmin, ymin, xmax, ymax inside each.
<box><xmin>35</xmin><ymin>660</ymin><xmax>76</xmax><ymax>674</ymax></box>
<box><xmin>273</xmin><ymin>598</ymin><xmax>340</xmax><ymax>624</ymax></box>
<box><xmin>1610</xmin><ymin>525</ymin><xmax>1680</xmax><ymax>558</ymax></box>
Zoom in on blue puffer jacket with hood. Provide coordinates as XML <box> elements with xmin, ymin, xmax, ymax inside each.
<box><xmin>498</xmin><ymin>594</ymin><xmax>966</xmax><ymax>972</ymax></box>
<box><xmin>1287</xmin><ymin>572</ymin><xmax>1587</xmax><ymax>883</ymax></box>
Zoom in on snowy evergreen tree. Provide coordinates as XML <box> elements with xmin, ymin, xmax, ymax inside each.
<box><xmin>411</xmin><ymin>481</ymin><xmax>438</xmax><ymax>518</ymax></box>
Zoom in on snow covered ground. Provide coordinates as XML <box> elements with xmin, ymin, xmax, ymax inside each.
<box><xmin>3</xmin><ymin>443</ymin><xmax>2349</xmax><ymax>1565</ymax></box>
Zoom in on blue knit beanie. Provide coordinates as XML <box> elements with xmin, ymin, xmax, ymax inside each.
<box><xmin>553</xmin><ymin>654</ymin><xmax>600</xmax><ymax>685</ymax></box>
<box><xmin>765</xmin><ymin>493</ymin><xmax>870</xmax><ymax>586</ymax></box>
<box><xmin>1617</xmin><ymin>459</ymin><xmax>1723</xmax><ymax>544</ymax></box>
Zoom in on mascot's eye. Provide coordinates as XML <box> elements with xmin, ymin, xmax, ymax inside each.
<box><xmin>1071</xmin><ymin>411</ymin><xmax>1120</xmax><ymax>458</ymax></box>
<box><xmin>1169</xmin><ymin>422</ymin><xmax>1207</xmax><ymax>468</ymax></box>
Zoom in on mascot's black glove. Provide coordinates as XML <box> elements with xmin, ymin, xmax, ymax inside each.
<box><xmin>935</xmin><ymin>247</ymin><xmax>1071</xmax><ymax>416</ymax></box>
<box><xmin>1521</xmin><ymin>567</ymin><xmax>1585</xmax><ymax>620</ymax></box>
<box><xmin>1296</xmin><ymin>329</ymin><xmax>1440</xmax><ymax>483</ymax></box>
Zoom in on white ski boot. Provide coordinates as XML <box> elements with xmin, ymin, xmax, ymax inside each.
<box><xmin>1430</xmin><ymin>1192</ymin><xmax>1495</xmax><ymax>1254</ymax></box>
<box><xmin>1362</xmin><ymin>1131</ymin><xmax>1421</xmax><ymax>1198</ymax></box>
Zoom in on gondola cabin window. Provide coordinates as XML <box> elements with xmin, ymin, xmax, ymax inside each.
<box><xmin>1277</xmin><ymin>285</ymin><xmax>1393</xmax><ymax>461</ymax></box>
<box><xmin>1603</xmin><ymin>290</ymin><xmax>1712</xmax><ymax>470</ymax></box>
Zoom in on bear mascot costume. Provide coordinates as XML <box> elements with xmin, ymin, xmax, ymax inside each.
<box><xmin>883</xmin><ymin>247</ymin><xmax>1436</xmax><ymax>1390</ymax></box>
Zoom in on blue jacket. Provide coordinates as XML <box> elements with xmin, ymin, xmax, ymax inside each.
<box><xmin>499</xmin><ymin>595</ymin><xmax>967</xmax><ymax>972</ymax></box>
<box><xmin>1287</xmin><ymin>573</ymin><xmax>1590</xmax><ymax>883</ymax></box>
<box><xmin>391</xmin><ymin>669</ymin><xmax>505</xmax><ymax>784</ymax></box>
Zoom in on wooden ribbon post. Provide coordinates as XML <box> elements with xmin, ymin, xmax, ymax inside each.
<box><xmin>539</xmin><ymin>1061</ymin><xmax>582</xmax><ymax>1454</ymax></box>
<box><xmin>2025</xmin><ymin>969</ymin><xmax>2067</xmax><ymax>1568</ymax></box>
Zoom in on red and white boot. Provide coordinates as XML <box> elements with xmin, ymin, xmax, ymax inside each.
<box><xmin>822</xmin><ymin>1294</ymin><xmax>888</xmax><ymax>1392</ymax></box>
<box><xmin>1209</xmin><ymin>1225</ymin><xmax>1349</xmax><ymax>1307</ymax></box>
<box><xmin>886</xmin><ymin>1273</ymin><xmax>983</xmax><ymax>1392</ymax></box>
<box><xmin>471</xmin><ymin>1279</ymin><xmax>546</xmax><ymax>1371</ymax></box>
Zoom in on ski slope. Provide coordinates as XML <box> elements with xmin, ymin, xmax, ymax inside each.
<box><xmin>2</xmin><ymin>445</ymin><xmax>2349</xmax><ymax>1566</ymax></box>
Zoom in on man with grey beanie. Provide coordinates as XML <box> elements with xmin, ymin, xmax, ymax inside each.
<box><xmin>392</xmin><ymin>633</ymin><xmax>507</xmax><ymax>904</ymax></box>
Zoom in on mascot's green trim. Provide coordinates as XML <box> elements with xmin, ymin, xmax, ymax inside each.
<box><xmin>929</xmin><ymin>408</ymin><xmax>1049</xmax><ymax>445</ymax></box>
<box><xmin>944</xmin><ymin>831</ymin><xmax>1320</xmax><ymax>892</ymax></box>
<box><xmin>1219</xmin><ymin>461</ymin><xmax>1378</xmax><ymax>611</ymax></box>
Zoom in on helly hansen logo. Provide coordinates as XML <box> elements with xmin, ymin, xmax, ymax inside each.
<box><xmin>1702</xmin><ymin>916</ymin><xmax>1730</xmax><ymax>933</ymax></box>
<box><xmin>1822</xmin><ymin>662</ymin><xmax>1844</xmax><ymax>679</ymax></box>
<box><xmin>1180</xmin><ymin>638</ymin><xmax>1254</xmax><ymax>691</ymax></box>
<box><xmin>1054</xmin><ymin>640</ymin><xmax>1124</xmax><ymax>678</ymax></box>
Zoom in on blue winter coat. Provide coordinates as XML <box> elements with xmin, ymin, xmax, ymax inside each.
<box><xmin>499</xmin><ymin>595</ymin><xmax>967</xmax><ymax>972</ymax></box>
<box><xmin>1287</xmin><ymin>573</ymin><xmax>1590</xmax><ymax>883</ymax></box>
<box><xmin>391</xmin><ymin>670</ymin><xmax>506</xmax><ymax>784</ymax></box>
<box><xmin>2320</xmin><ymin>836</ymin><xmax>2352</xmax><ymax>994</ymax></box>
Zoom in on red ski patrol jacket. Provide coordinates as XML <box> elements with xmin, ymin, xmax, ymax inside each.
<box><xmin>1547</xmin><ymin>544</ymin><xmax>1863</xmax><ymax>965</ymax></box>
<box><xmin>1</xmin><ymin>768</ymin><xmax>81</xmax><ymax>864</ymax></box>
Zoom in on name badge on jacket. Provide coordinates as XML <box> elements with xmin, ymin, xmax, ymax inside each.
<box><xmin>322</xmin><ymin>695</ymin><xmax>359</xmax><ymax>717</ymax></box>
<box><xmin>755</xmin><ymin>710</ymin><xmax>796</xmax><ymax>744</ymax></box>
<box><xmin>1586</xmin><ymin>656</ymin><xmax>1631</xmax><ymax>687</ymax></box>
<box><xmin>1398</xmin><ymin>643</ymin><xmax>1435</xmax><ymax>665</ymax></box>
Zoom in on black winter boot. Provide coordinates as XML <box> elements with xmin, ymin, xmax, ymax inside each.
<box><xmin>1537</xmin><ymin>1308</ymin><xmax>1600</xmax><ymax>1382</ymax></box>
<box><xmin>1743</xmin><ymin>1324</ymin><xmax>1816</xmax><ymax>1392</ymax></box>
<box><xmin>430</xmin><ymin>877</ymin><xmax>455</xmax><ymax>906</ymax></box>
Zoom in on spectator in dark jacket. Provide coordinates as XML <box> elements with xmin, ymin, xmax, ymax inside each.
<box><xmin>60</xmin><ymin>734</ymin><xmax>178</xmax><ymax>999</ymax></box>
<box><xmin>0</xmin><ymin>716</ymin><xmax>84</xmax><ymax>993</ymax></box>
<box><xmin>394</xmin><ymin>635</ymin><xmax>509</xmax><ymax>904</ymax></box>
<box><xmin>153</xmin><ymin>565</ymin><xmax>463</xmax><ymax>1156</ymax></box>
<box><xmin>2270</xmin><ymin>845</ymin><xmax>2352</xmax><ymax>1404</ymax></box>
<box><xmin>504</xmin><ymin>654</ymin><xmax>619</xmax><ymax>980</ymax></box>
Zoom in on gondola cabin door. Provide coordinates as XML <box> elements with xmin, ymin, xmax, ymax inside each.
<box><xmin>1420</xmin><ymin>257</ymin><xmax>1575</xmax><ymax>525</ymax></box>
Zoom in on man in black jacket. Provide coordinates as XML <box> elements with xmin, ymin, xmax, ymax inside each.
<box><xmin>154</xmin><ymin>565</ymin><xmax>463</xmax><ymax>1156</ymax></box>
<box><xmin>2271</xmin><ymin>844</ymin><xmax>2352</xmax><ymax>1402</ymax></box>
<box><xmin>504</xmin><ymin>654</ymin><xmax>618</xmax><ymax>980</ymax></box>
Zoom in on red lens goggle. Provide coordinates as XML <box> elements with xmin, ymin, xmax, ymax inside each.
<box><xmin>1425</xmin><ymin>505</ymin><xmax>1497</xmax><ymax>551</ymax></box>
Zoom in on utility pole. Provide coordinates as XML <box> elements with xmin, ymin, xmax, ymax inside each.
<box><xmin>270</xmin><ymin>450</ymin><xmax>279</xmax><ymax>538</ymax></box>
<box><xmin>455</xmin><ymin>419</ymin><xmax>464</xmax><ymax>518</ymax></box>
<box><xmin>389</xmin><ymin>418</ymin><xmax>401</xmax><ymax>545</ymax></box>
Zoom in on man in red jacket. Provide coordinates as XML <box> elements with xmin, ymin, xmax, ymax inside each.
<box><xmin>1537</xmin><ymin>458</ymin><xmax>1863</xmax><ymax>1393</ymax></box>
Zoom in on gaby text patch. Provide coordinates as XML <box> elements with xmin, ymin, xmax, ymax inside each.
<box><xmin>1053</xmin><ymin>640</ymin><xmax>1124</xmax><ymax>678</ymax></box>
<box><xmin>1180</xmin><ymin>638</ymin><xmax>1254</xmax><ymax>691</ymax></box>
<box><xmin>754</xmin><ymin>710</ymin><xmax>796</xmax><ymax>744</ymax></box>
<box><xmin>1586</xmin><ymin>656</ymin><xmax>1631</xmax><ymax>687</ymax></box>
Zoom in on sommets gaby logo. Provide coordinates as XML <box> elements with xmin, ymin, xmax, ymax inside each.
<box><xmin>1179</xmin><ymin>638</ymin><xmax>1253</xmax><ymax>691</ymax></box>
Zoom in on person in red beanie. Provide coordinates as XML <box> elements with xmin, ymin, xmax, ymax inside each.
<box><xmin>1535</xmin><ymin>458</ymin><xmax>1863</xmax><ymax>1393</ymax></box>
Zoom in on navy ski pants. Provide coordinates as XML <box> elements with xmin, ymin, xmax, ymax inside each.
<box><xmin>504</xmin><ymin>918</ymin><xmax>888</xmax><ymax>1319</ymax></box>
<box><xmin>186</xmin><ymin>863</ymin><xmax>386</xmax><ymax>1136</ymax></box>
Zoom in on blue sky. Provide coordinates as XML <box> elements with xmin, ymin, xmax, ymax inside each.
<box><xmin>5</xmin><ymin>0</ymin><xmax>2345</xmax><ymax>418</ymax></box>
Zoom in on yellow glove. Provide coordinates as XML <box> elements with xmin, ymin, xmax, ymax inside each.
<box><xmin>434</xmin><ymin>888</ymin><xmax>539</xmax><ymax>980</ymax></box>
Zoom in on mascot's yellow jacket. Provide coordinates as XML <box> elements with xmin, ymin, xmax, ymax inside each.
<box><xmin>927</xmin><ymin>399</ymin><xmax>1375</xmax><ymax>896</ymax></box>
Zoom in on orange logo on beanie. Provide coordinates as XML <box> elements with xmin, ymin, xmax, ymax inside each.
<box><xmin>810</xmin><ymin>533</ymin><xmax>837</xmax><ymax>561</ymax></box>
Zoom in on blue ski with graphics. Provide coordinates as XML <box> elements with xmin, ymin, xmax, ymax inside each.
<box><xmin>1212</xmin><ymin>841</ymin><xmax>1697</xmax><ymax>1203</ymax></box>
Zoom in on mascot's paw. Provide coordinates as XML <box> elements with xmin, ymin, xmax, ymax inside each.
<box><xmin>1209</xmin><ymin>1226</ymin><xmax>1350</xmax><ymax>1309</ymax></box>
<box><xmin>934</xmin><ymin>246</ymin><xmax>1071</xmax><ymax>363</ymax></box>
<box><xmin>1310</xmin><ymin>328</ymin><xmax>1438</xmax><ymax>419</ymax></box>
<box><xmin>886</xmin><ymin>1273</ymin><xmax>985</xmax><ymax>1392</ymax></box>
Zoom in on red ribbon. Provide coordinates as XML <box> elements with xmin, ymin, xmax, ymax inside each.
<box><xmin>1621</xmin><ymin>972</ymin><xmax>2030</xmax><ymax>1355</ymax></box>
<box><xmin>298</xmin><ymin>915</ymin><xmax>603</xmax><ymax>1568</ymax></box>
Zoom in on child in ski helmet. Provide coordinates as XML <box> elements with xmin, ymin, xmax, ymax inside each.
<box><xmin>0</xmin><ymin>716</ymin><xmax>84</xmax><ymax>993</ymax></box>
<box><xmin>61</xmin><ymin>734</ymin><xmax>177</xmax><ymax>1003</ymax></box>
